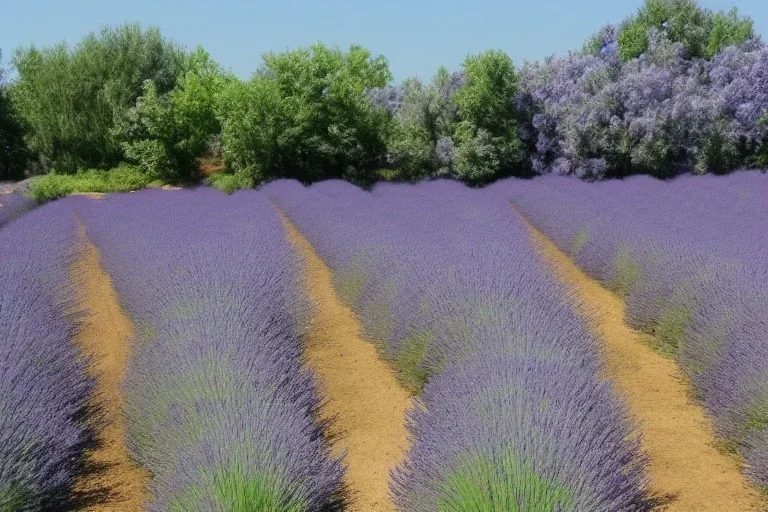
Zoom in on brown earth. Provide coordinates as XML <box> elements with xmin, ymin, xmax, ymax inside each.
<box><xmin>524</xmin><ymin>216</ymin><xmax>763</xmax><ymax>511</ymax></box>
<box><xmin>71</xmin><ymin>192</ymin><xmax>106</xmax><ymax>199</ymax></box>
<box><xmin>282</xmin><ymin>216</ymin><xmax>412</xmax><ymax>512</ymax></box>
<box><xmin>70</xmin><ymin>226</ymin><xmax>150</xmax><ymax>510</ymax></box>
<box><xmin>198</xmin><ymin>156</ymin><xmax>225</xmax><ymax>176</ymax></box>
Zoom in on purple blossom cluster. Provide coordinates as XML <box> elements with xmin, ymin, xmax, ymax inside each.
<box><xmin>266</xmin><ymin>179</ymin><xmax>651</xmax><ymax>511</ymax></box>
<box><xmin>0</xmin><ymin>193</ymin><xmax>35</xmax><ymax>228</ymax></box>
<box><xmin>78</xmin><ymin>188</ymin><xmax>344</xmax><ymax>510</ymax></box>
<box><xmin>0</xmin><ymin>198</ymin><xmax>95</xmax><ymax>510</ymax></box>
<box><xmin>493</xmin><ymin>171</ymin><xmax>768</xmax><ymax>488</ymax></box>
<box><xmin>518</xmin><ymin>31</ymin><xmax>768</xmax><ymax>178</ymax></box>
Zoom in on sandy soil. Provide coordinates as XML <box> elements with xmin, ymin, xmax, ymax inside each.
<box><xmin>524</xmin><ymin>217</ymin><xmax>763</xmax><ymax>511</ymax></box>
<box><xmin>282</xmin><ymin>216</ymin><xmax>412</xmax><ymax>512</ymax></box>
<box><xmin>70</xmin><ymin>227</ymin><xmax>149</xmax><ymax>510</ymax></box>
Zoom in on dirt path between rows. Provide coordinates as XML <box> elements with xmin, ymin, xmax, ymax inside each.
<box><xmin>281</xmin><ymin>216</ymin><xmax>412</xmax><ymax>512</ymax></box>
<box><xmin>523</xmin><ymin>217</ymin><xmax>762</xmax><ymax>511</ymax></box>
<box><xmin>70</xmin><ymin>225</ymin><xmax>149</xmax><ymax>510</ymax></box>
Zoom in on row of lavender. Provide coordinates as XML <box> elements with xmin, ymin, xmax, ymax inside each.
<box><xmin>77</xmin><ymin>189</ymin><xmax>344</xmax><ymax>510</ymax></box>
<box><xmin>0</xmin><ymin>192</ymin><xmax>35</xmax><ymax>228</ymax></box>
<box><xmin>267</xmin><ymin>180</ymin><xmax>651</xmax><ymax>510</ymax></box>
<box><xmin>493</xmin><ymin>171</ymin><xmax>768</xmax><ymax>488</ymax></box>
<box><xmin>0</xmin><ymin>199</ymin><xmax>95</xmax><ymax>510</ymax></box>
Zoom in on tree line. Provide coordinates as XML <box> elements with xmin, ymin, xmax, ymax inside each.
<box><xmin>1</xmin><ymin>0</ymin><xmax>766</xmax><ymax>187</ymax></box>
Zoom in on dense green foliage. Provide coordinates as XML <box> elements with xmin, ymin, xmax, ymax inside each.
<box><xmin>217</xmin><ymin>43</ymin><xmax>391</xmax><ymax>185</ymax></box>
<box><xmin>378</xmin><ymin>68</ymin><xmax>459</xmax><ymax>180</ymax></box>
<box><xmin>117</xmin><ymin>48</ymin><xmax>228</xmax><ymax>182</ymax></box>
<box><xmin>12</xmin><ymin>23</ymin><xmax>185</xmax><ymax>173</ymax></box>
<box><xmin>0</xmin><ymin>52</ymin><xmax>26</xmax><ymax>180</ymax></box>
<box><xmin>375</xmin><ymin>51</ymin><xmax>525</xmax><ymax>184</ymax></box>
<box><xmin>27</xmin><ymin>165</ymin><xmax>158</xmax><ymax>202</ymax></box>
<box><xmin>452</xmin><ymin>50</ymin><xmax>524</xmax><ymax>182</ymax></box>
<box><xmin>615</xmin><ymin>0</ymin><xmax>753</xmax><ymax>61</ymax></box>
<box><xmin>1</xmin><ymin>0</ymin><xmax>765</xmax><ymax>193</ymax></box>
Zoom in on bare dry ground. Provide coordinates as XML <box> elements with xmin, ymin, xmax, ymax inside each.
<box><xmin>70</xmin><ymin>227</ymin><xmax>149</xmax><ymax>511</ymax></box>
<box><xmin>524</xmin><ymin>217</ymin><xmax>763</xmax><ymax>511</ymax></box>
<box><xmin>283</xmin><ymin>217</ymin><xmax>412</xmax><ymax>512</ymax></box>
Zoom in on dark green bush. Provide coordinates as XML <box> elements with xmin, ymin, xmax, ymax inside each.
<box><xmin>12</xmin><ymin>23</ymin><xmax>186</xmax><ymax>173</ymax></box>
<box><xmin>217</xmin><ymin>43</ymin><xmax>391</xmax><ymax>185</ymax></box>
<box><xmin>0</xmin><ymin>51</ymin><xmax>27</xmax><ymax>180</ymax></box>
<box><xmin>117</xmin><ymin>48</ymin><xmax>228</xmax><ymax>183</ymax></box>
<box><xmin>452</xmin><ymin>50</ymin><xmax>524</xmax><ymax>183</ymax></box>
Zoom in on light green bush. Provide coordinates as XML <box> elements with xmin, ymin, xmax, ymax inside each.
<box><xmin>217</xmin><ymin>43</ymin><xmax>391</xmax><ymax>185</ymax></box>
<box><xmin>28</xmin><ymin>165</ymin><xmax>157</xmax><ymax>202</ymax></box>
<box><xmin>12</xmin><ymin>23</ymin><xmax>185</xmax><ymax>173</ymax></box>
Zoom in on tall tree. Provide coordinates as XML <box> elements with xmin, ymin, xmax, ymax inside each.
<box><xmin>12</xmin><ymin>23</ymin><xmax>185</xmax><ymax>173</ymax></box>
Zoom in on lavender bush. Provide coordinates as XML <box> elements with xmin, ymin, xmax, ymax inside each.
<box><xmin>494</xmin><ymin>171</ymin><xmax>768</xmax><ymax>488</ymax></box>
<box><xmin>267</xmin><ymin>179</ymin><xmax>651</xmax><ymax>510</ymax></box>
<box><xmin>79</xmin><ymin>188</ymin><xmax>344</xmax><ymax>511</ymax></box>
<box><xmin>0</xmin><ymin>198</ymin><xmax>95</xmax><ymax>510</ymax></box>
<box><xmin>0</xmin><ymin>192</ymin><xmax>35</xmax><ymax>228</ymax></box>
<box><xmin>517</xmin><ymin>21</ymin><xmax>768</xmax><ymax>179</ymax></box>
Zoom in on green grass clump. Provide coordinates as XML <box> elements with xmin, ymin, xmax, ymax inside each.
<box><xmin>396</xmin><ymin>329</ymin><xmax>434</xmax><ymax>393</ymax></box>
<box><xmin>0</xmin><ymin>484</ymin><xmax>33</xmax><ymax>512</ymax></box>
<box><xmin>208</xmin><ymin>172</ymin><xmax>253</xmax><ymax>195</ymax></box>
<box><xmin>610</xmin><ymin>246</ymin><xmax>641</xmax><ymax>295</ymax></box>
<box><xmin>168</xmin><ymin>464</ymin><xmax>307</xmax><ymax>512</ymax></box>
<box><xmin>570</xmin><ymin>227</ymin><xmax>590</xmax><ymax>256</ymax></box>
<box><xmin>335</xmin><ymin>259</ymin><xmax>369</xmax><ymax>307</ymax></box>
<box><xmin>653</xmin><ymin>304</ymin><xmax>692</xmax><ymax>356</ymax></box>
<box><xmin>375</xmin><ymin>168</ymin><xmax>403</xmax><ymax>182</ymax></box>
<box><xmin>28</xmin><ymin>165</ymin><xmax>160</xmax><ymax>202</ymax></box>
<box><xmin>438</xmin><ymin>451</ymin><xmax>573</xmax><ymax>511</ymax></box>
<box><xmin>745</xmin><ymin>399</ymin><xmax>768</xmax><ymax>437</ymax></box>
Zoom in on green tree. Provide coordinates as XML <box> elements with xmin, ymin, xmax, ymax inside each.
<box><xmin>452</xmin><ymin>50</ymin><xmax>524</xmax><ymax>182</ymax></box>
<box><xmin>0</xmin><ymin>51</ymin><xmax>27</xmax><ymax>180</ymax></box>
<box><xmin>705</xmin><ymin>8</ymin><xmax>754</xmax><ymax>59</ymax></box>
<box><xmin>217</xmin><ymin>43</ymin><xmax>391</xmax><ymax>185</ymax></box>
<box><xmin>616</xmin><ymin>0</ymin><xmax>754</xmax><ymax>62</ymax></box>
<box><xmin>117</xmin><ymin>48</ymin><xmax>229</xmax><ymax>182</ymax></box>
<box><xmin>384</xmin><ymin>69</ymin><xmax>462</xmax><ymax>179</ymax></box>
<box><xmin>12</xmin><ymin>23</ymin><xmax>185</xmax><ymax>173</ymax></box>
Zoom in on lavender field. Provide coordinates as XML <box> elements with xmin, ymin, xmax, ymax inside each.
<box><xmin>1</xmin><ymin>172</ymin><xmax>767</xmax><ymax>511</ymax></box>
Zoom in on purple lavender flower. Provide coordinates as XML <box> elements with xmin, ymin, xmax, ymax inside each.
<box><xmin>0</xmin><ymin>198</ymin><xmax>95</xmax><ymax>510</ymax></box>
<box><xmin>78</xmin><ymin>188</ymin><xmax>344</xmax><ymax>511</ymax></box>
<box><xmin>266</xmin><ymin>179</ymin><xmax>651</xmax><ymax>511</ymax></box>
<box><xmin>0</xmin><ymin>193</ymin><xmax>35</xmax><ymax>228</ymax></box>
<box><xmin>494</xmin><ymin>171</ymin><xmax>768</xmax><ymax>488</ymax></box>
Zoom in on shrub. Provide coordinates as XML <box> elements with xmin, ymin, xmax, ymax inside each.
<box><xmin>519</xmin><ymin>24</ymin><xmax>768</xmax><ymax>179</ymax></box>
<box><xmin>372</xmin><ymin>70</ymin><xmax>464</xmax><ymax>179</ymax></box>
<box><xmin>12</xmin><ymin>23</ymin><xmax>185</xmax><ymax>173</ymax></box>
<box><xmin>0</xmin><ymin>51</ymin><xmax>27</xmax><ymax>180</ymax></box>
<box><xmin>27</xmin><ymin>165</ymin><xmax>156</xmax><ymax>202</ymax></box>
<box><xmin>218</xmin><ymin>44</ymin><xmax>391</xmax><ymax>186</ymax></box>
<box><xmin>207</xmin><ymin>171</ymin><xmax>250</xmax><ymax>194</ymax></box>
<box><xmin>705</xmin><ymin>8</ymin><xmax>755</xmax><ymax>59</ymax></box>
<box><xmin>616</xmin><ymin>0</ymin><xmax>754</xmax><ymax>62</ymax></box>
<box><xmin>117</xmin><ymin>48</ymin><xmax>228</xmax><ymax>182</ymax></box>
<box><xmin>374</xmin><ymin>50</ymin><xmax>525</xmax><ymax>183</ymax></box>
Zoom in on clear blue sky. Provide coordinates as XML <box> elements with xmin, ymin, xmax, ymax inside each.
<box><xmin>1</xmin><ymin>0</ymin><xmax>766</xmax><ymax>81</ymax></box>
